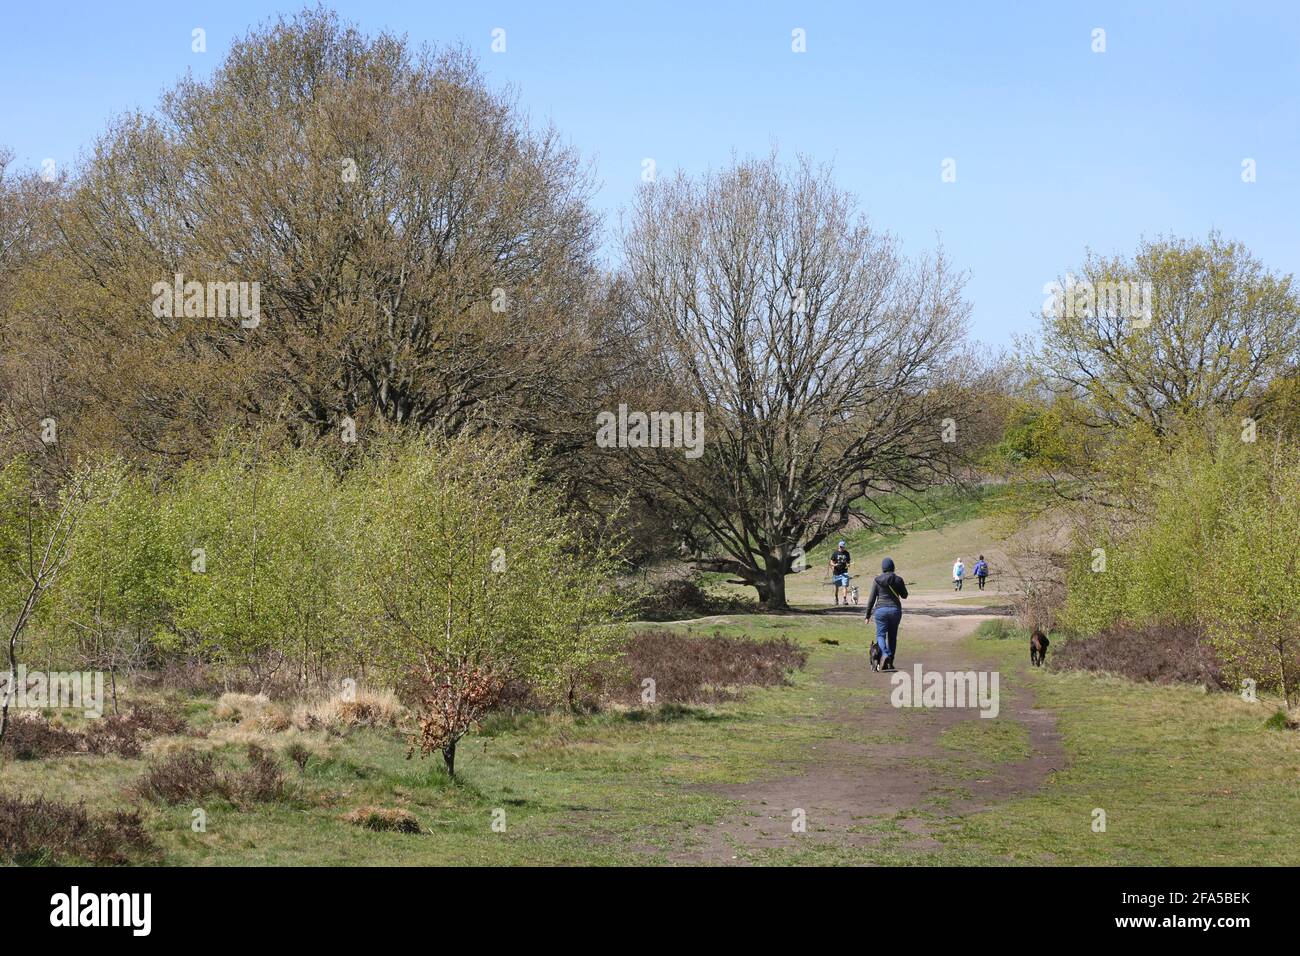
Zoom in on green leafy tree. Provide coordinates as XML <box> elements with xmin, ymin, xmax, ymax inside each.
<box><xmin>162</xmin><ymin>441</ymin><xmax>347</xmax><ymax>686</ymax></box>
<box><xmin>0</xmin><ymin>458</ymin><xmax>96</xmax><ymax>747</ymax></box>
<box><xmin>347</xmin><ymin>434</ymin><xmax>625</xmax><ymax>776</ymax></box>
<box><xmin>49</xmin><ymin>460</ymin><xmax>169</xmax><ymax>711</ymax></box>
<box><xmin>1204</xmin><ymin>451</ymin><xmax>1300</xmax><ymax>708</ymax></box>
<box><xmin>1031</xmin><ymin>233</ymin><xmax>1300</xmax><ymax>438</ymax></box>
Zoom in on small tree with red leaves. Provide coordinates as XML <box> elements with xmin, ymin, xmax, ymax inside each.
<box><xmin>408</xmin><ymin>656</ymin><xmax>503</xmax><ymax>778</ymax></box>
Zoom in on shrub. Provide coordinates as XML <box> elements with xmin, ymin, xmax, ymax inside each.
<box><xmin>284</xmin><ymin>742</ymin><xmax>312</xmax><ymax>769</ymax></box>
<box><xmin>407</xmin><ymin>661</ymin><xmax>504</xmax><ymax>778</ymax></box>
<box><xmin>161</xmin><ymin>446</ymin><xmax>349</xmax><ymax>685</ymax></box>
<box><xmin>4</xmin><ymin>435</ymin><xmax>631</xmax><ymax>784</ymax></box>
<box><xmin>2</xmin><ymin>701</ymin><xmax>191</xmax><ymax>760</ymax></box>
<box><xmin>48</xmin><ymin>460</ymin><xmax>171</xmax><ymax>694</ymax></box>
<box><xmin>341</xmin><ymin>806</ymin><xmax>421</xmax><ymax>834</ymax></box>
<box><xmin>0</xmin><ymin>793</ymin><xmax>155</xmax><ymax>865</ymax></box>
<box><xmin>86</xmin><ymin>702</ymin><xmax>191</xmax><ymax>757</ymax></box>
<box><xmin>1058</xmin><ymin>428</ymin><xmax>1300</xmax><ymax>705</ymax></box>
<box><xmin>1264</xmin><ymin>708</ymin><xmax>1299</xmax><ymax>731</ymax></box>
<box><xmin>351</xmin><ymin>435</ymin><xmax>627</xmax><ymax>776</ymax></box>
<box><xmin>122</xmin><ymin>701</ymin><xmax>190</xmax><ymax>737</ymax></box>
<box><xmin>133</xmin><ymin>744</ymin><xmax>285</xmax><ymax>805</ymax></box>
<box><xmin>0</xmin><ymin>715</ymin><xmax>84</xmax><ymax>759</ymax></box>
<box><xmin>83</xmin><ymin>715</ymin><xmax>144</xmax><ymax>758</ymax></box>
<box><xmin>597</xmin><ymin>629</ymin><xmax>808</xmax><ymax>705</ymax></box>
<box><xmin>1049</xmin><ymin>622</ymin><xmax>1228</xmax><ymax>689</ymax></box>
<box><xmin>625</xmin><ymin>576</ymin><xmax>754</xmax><ymax>621</ymax></box>
<box><xmin>230</xmin><ymin>744</ymin><xmax>284</xmax><ymax>802</ymax></box>
<box><xmin>133</xmin><ymin>749</ymin><xmax>226</xmax><ymax>804</ymax></box>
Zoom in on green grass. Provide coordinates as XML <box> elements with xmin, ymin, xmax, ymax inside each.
<box><xmin>694</xmin><ymin>484</ymin><xmax>1011</xmax><ymax>594</ymax></box>
<box><xmin>8</xmin><ymin>610</ymin><xmax>1299</xmax><ymax>865</ymax></box>
<box><xmin>6</xmin><ymin>506</ymin><xmax>1300</xmax><ymax>866</ymax></box>
<box><xmin>1</xmin><ymin>616</ymin><xmax>868</xmax><ymax>866</ymax></box>
<box><xmin>973</xmin><ymin>618</ymin><xmax>1024</xmax><ymax>641</ymax></box>
<box><xmin>930</xmin><ymin>631</ymin><xmax>1300</xmax><ymax>865</ymax></box>
<box><xmin>813</xmin><ymin>484</ymin><xmax>1012</xmax><ymax>563</ymax></box>
<box><xmin>938</xmin><ymin>719</ymin><xmax>1032</xmax><ymax>764</ymax></box>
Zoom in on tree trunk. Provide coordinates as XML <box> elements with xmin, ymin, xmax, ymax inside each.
<box><xmin>699</xmin><ymin>555</ymin><xmax>792</xmax><ymax>610</ymax></box>
<box><xmin>442</xmin><ymin>741</ymin><xmax>456</xmax><ymax>779</ymax></box>
<box><xmin>0</xmin><ymin>588</ymin><xmax>40</xmax><ymax>749</ymax></box>
<box><xmin>760</xmin><ymin>567</ymin><xmax>789</xmax><ymax>610</ymax></box>
<box><xmin>1278</xmin><ymin>634</ymin><xmax>1295</xmax><ymax>710</ymax></box>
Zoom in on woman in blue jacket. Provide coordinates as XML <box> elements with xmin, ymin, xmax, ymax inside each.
<box><xmin>863</xmin><ymin>557</ymin><xmax>908</xmax><ymax>672</ymax></box>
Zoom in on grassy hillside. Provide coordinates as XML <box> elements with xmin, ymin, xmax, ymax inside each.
<box><xmin>695</xmin><ymin>484</ymin><xmax>1012</xmax><ymax>596</ymax></box>
<box><xmin>787</xmin><ymin>485</ymin><xmax>1017</xmax><ymax>604</ymax></box>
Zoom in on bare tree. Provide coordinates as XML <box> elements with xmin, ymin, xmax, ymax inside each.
<box><xmin>619</xmin><ymin>154</ymin><xmax>971</xmax><ymax>608</ymax></box>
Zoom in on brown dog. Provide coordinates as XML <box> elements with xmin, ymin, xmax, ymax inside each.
<box><xmin>1030</xmin><ymin>629</ymin><xmax>1050</xmax><ymax>667</ymax></box>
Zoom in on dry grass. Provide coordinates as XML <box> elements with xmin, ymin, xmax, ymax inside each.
<box><xmin>212</xmin><ymin>688</ymin><xmax>404</xmax><ymax>737</ymax></box>
<box><xmin>340</xmin><ymin>806</ymin><xmax>421</xmax><ymax>833</ymax></box>
<box><xmin>291</xmin><ymin>688</ymin><xmax>405</xmax><ymax>733</ymax></box>
<box><xmin>214</xmin><ymin>691</ymin><xmax>274</xmax><ymax>722</ymax></box>
<box><xmin>213</xmin><ymin>691</ymin><xmax>305</xmax><ymax>734</ymax></box>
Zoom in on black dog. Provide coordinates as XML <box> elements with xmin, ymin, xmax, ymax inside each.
<box><xmin>869</xmin><ymin>641</ymin><xmax>883</xmax><ymax>672</ymax></box>
<box><xmin>1030</xmin><ymin>629</ymin><xmax>1050</xmax><ymax>667</ymax></box>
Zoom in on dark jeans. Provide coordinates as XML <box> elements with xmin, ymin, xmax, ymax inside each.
<box><xmin>874</xmin><ymin>606</ymin><xmax>902</xmax><ymax>658</ymax></box>
<box><xmin>977</xmin><ymin>574</ymin><xmax>987</xmax><ymax>590</ymax></box>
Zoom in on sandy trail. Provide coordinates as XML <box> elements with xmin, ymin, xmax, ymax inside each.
<box><xmin>673</xmin><ymin>589</ymin><xmax>1064</xmax><ymax>864</ymax></box>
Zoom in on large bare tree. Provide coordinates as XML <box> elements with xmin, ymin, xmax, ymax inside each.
<box><xmin>12</xmin><ymin>9</ymin><xmax>604</xmax><ymax>464</ymax></box>
<box><xmin>619</xmin><ymin>154</ymin><xmax>972</xmax><ymax>608</ymax></box>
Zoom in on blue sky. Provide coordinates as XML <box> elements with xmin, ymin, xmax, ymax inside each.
<box><xmin>2</xmin><ymin>1</ymin><xmax>1297</xmax><ymax>347</ymax></box>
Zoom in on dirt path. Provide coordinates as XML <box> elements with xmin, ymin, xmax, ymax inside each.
<box><xmin>672</xmin><ymin>590</ymin><xmax>1064</xmax><ymax>864</ymax></box>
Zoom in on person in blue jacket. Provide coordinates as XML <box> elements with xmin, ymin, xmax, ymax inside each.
<box><xmin>863</xmin><ymin>557</ymin><xmax>908</xmax><ymax>672</ymax></box>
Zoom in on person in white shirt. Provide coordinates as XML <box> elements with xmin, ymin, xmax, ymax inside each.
<box><xmin>952</xmin><ymin>558</ymin><xmax>965</xmax><ymax>591</ymax></box>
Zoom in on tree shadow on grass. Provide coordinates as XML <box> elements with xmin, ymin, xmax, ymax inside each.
<box><xmin>619</xmin><ymin>703</ymin><xmax>729</xmax><ymax>724</ymax></box>
<box><xmin>904</xmin><ymin>605</ymin><xmax>1014</xmax><ymax>618</ymax></box>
